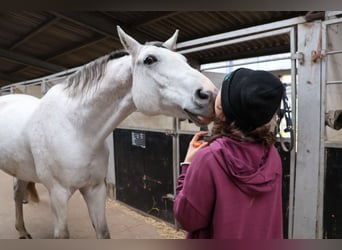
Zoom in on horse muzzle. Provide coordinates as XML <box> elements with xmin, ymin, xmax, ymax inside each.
<box><xmin>184</xmin><ymin>109</ymin><xmax>215</xmax><ymax>126</ymax></box>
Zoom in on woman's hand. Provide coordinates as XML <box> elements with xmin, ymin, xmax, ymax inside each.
<box><xmin>184</xmin><ymin>131</ymin><xmax>209</xmax><ymax>163</ymax></box>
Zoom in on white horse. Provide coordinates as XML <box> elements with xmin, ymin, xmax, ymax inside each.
<box><xmin>0</xmin><ymin>26</ymin><xmax>217</xmax><ymax>239</ymax></box>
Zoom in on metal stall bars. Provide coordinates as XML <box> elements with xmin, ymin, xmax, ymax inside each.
<box><xmin>293</xmin><ymin>11</ymin><xmax>342</xmax><ymax>239</ymax></box>
<box><xmin>0</xmin><ymin>66</ymin><xmax>80</xmax><ymax>97</ymax></box>
<box><xmin>321</xmin><ymin>12</ymin><xmax>342</xmax><ymax>239</ymax></box>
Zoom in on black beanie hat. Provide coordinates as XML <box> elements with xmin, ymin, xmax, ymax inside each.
<box><xmin>221</xmin><ymin>68</ymin><xmax>284</xmax><ymax>132</ymax></box>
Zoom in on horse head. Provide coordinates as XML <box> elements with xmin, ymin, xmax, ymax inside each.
<box><xmin>117</xmin><ymin>26</ymin><xmax>217</xmax><ymax>126</ymax></box>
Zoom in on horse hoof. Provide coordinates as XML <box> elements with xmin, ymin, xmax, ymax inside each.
<box><xmin>19</xmin><ymin>234</ymin><xmax>32</xmax><ymax>239</ymax></box>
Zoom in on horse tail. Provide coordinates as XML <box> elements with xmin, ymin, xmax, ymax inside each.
<box><xmin>27</xmin><ymin>182</ymin><xmax>40</xmax><ymax>203</ymax></box>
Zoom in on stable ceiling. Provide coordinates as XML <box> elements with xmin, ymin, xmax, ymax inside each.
<box><xmin>0</xmin><ymin>11</ymin><xmax>313</xmax><ymax>87</ymax></box>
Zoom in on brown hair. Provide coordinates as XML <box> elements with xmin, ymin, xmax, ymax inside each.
<box><xmin>208</xmin><ymin>115</ymin><xmax>277</xmax><ymax>148</ymax></box>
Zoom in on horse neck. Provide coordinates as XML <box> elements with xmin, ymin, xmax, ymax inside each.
<box><xmin>66</xmin><ymin>56</ymin><xmax>136</xmax><ymax>146</ymax></box>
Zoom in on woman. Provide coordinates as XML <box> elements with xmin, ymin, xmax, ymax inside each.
<box><xmin>173</xmin><ymin>68</ymin><xmax>284</xmax><ymax>239</ymax></box>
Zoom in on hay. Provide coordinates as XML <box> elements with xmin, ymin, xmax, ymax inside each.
<box><xmin>106</xmin><ymin>199</ymin><xmax>185</xmax><ymax>239</ymax></box>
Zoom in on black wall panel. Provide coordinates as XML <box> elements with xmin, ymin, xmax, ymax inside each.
<box><xmin>114</xmin><ymin>129</ymin><xmax>174</xmax><ymax>223</ymax></box>
<box><xmin>324</xmin><ymin>148</ymin><xmax>342</xmax><ymax>238</ymax></box>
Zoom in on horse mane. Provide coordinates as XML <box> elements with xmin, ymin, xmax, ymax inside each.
<box><xmin>65</xmin><ymin>50</ymin><xmax>129</xmax><ymax>95</ymax></box>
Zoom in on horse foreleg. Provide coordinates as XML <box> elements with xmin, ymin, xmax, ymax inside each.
<box><xmin>49</xmin><ymin>185</ymin><xmax>72</xmax><ymax>239</ymax></box>
<box><xmin>13</xmin><ymin>179</ymin><xmax>32</xmax><ymax>239</ymax></box>
<box><xmin>80</xmin><ymin>181</ymin><xmax>111</xmax><ymax>239</ymax></box>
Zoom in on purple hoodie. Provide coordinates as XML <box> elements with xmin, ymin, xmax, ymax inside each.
<box><xmin>173</xmin><ymin>136</ymin><xmax>283</xmax><ymax>239</ymax></box>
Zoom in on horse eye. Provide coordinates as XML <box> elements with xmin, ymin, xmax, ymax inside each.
<box><xmin>143</xmin><ymin>55</ymin><xmax>157</xmax><ymax>65</ymax></box>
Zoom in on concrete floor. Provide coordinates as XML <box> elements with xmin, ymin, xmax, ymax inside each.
<box><xmin>0</xmin><ymin>170</ymin><xmax>181</xmax><ymax>239</ymax></box>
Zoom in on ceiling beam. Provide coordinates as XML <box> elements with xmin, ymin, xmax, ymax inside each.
<box><xmin>50</xmin><ymin>11</ymin><xmax>152</xmax><ymax>43</ymax></box>
<box><xmin>46</xmin><ymin>36</ymin><xmax>110</xmax><ymax>62</ymax></box>
<box><xmin>50</xmin><ymin>11</ymin><xmax>120</xmax><ymax>39</ymax></box>
<box><xmin>129</xmin><ymin>11</ymin><xmax>179</xmax><ymax>27</ymax></box>
<box><xmin>8</xmin><ymin>16</ymin><xmax>61</xmax><ymax>50</ymax></box>
<box><xmin>0</xmin><ymin>48</ymin><xmax>66</xmax><ymax>72</ymax></box>
<box><xmin>8</xmin><ymin>36</ymin><xmax>110</xmax><ymax>76</ymax></box>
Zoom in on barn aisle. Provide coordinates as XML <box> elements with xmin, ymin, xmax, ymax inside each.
<box><xmin>0</xmin><ymin>171</ymin><xmax>183</xmax><ymax>239</ymax></box>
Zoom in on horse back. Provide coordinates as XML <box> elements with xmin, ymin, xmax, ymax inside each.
<box><xmin>0</xmin><ymin>94</ymin><xmax>40</xmax><ymax>132</ymax></box>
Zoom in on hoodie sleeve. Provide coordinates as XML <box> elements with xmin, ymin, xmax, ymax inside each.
<box><xmin>173</xmin><ymin>147</ymin><xmax>215</xmax><ymax>232</ymax></box>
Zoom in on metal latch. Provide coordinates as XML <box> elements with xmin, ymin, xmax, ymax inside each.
<box><xmin>164</xmin><ymin>129</ymin><xmax>176</xmax><ymax>137</ymax></box>
<box><xmin>291</xmin><ymin>52</ymin><xmax>304</xmax><ymax>65</ymax></box>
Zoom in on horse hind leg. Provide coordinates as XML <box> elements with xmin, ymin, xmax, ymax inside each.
<box><xmin>26</xmin><ymin>182</ymin><xmax>40</xmax><ymax>203</ymax></box>
<box><xmin>13</xmin><ymin>179</ymin><xmax>33</xmax><ymax>239</ymax></box>
<box><xmin>80</xmin><ymin>181</ymin><xmax>111</xmax><ymax>239</ymax></box>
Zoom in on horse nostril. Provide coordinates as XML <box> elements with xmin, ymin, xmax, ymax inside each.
<box><xmin>195</xmin><ymin>88</ymin><xmax>210</xmax><ymax>100</ymax></box>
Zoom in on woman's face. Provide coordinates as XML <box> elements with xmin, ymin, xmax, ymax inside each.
<box><xmin>214</xmin><ymin>88</ymin><xmax>225</xmax><ymax>121</ymax></box>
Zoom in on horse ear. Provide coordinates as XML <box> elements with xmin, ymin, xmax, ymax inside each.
<box><xmin>117</xmin><ymin>26</ymin><xmax>141</xmax><ymax>56</ymax></box>
<box><xmin>163</xmin><ymin>30</ymin><xmax>179</xmax><ymax>51</ymax></box>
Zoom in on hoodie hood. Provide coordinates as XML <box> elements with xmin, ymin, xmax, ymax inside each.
<box><xmin>209</xmin><ymin>136</ymin><xmax>281</xmax><ymax>196</ymax></box>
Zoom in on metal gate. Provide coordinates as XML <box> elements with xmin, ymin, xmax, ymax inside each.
<box><xmin>291</xmin><ymin>12</ymin><xmax>342</xmax><ymax>239</ymax></box>
<box><xmin>321</xmin><ymin>14</ymin><xmax>342</xmax><ymax>238</ymax></box>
